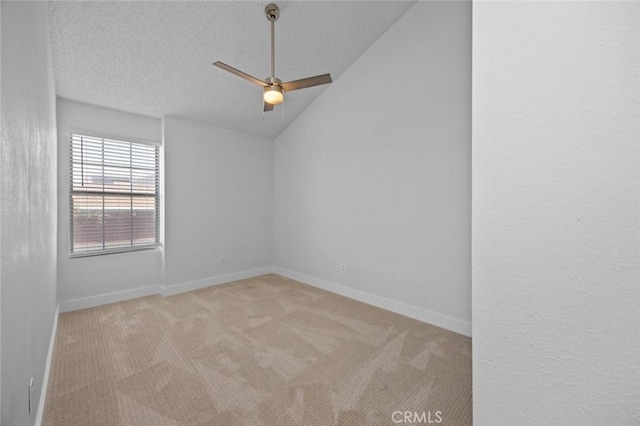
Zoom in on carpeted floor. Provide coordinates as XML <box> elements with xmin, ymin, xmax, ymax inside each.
<box><xmin>44</xmin><ymin>274</ymin><xmax>471</xmax><ymax>425</ymax></box>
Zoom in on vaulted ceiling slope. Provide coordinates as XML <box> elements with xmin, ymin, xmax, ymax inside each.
<box><xmin>48</xmin><ymin>1</ymin><xmax>415</xmax><ymax>139</ymax></box>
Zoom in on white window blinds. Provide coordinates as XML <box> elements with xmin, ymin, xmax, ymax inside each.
<box><xmin>70</xmin><ymin>134</ymin><xmax>159</xmax><ymax>256</ymax></box>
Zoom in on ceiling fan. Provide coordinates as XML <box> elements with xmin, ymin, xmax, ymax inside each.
<box><xmin>213</xmin><ymin>3</ymin><xmax>332</xmax><ymax>112</ymax></box>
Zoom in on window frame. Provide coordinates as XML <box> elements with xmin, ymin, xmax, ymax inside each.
<box><xmin>68</xmin><ymin>132</ymin><xmax>160</xmax><ymax>258</ymax></box>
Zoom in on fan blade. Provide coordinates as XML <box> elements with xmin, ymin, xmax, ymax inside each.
<box><xmin>281</xmin><ymin>73</ymin><xmax>332</xmax><ymax>92</ymax></box>
<box><xmin>264</xmin><ymin>101</ymin><xmax>274</xmax><ymax>112</ymax></box>
<box><xmin>213</xmin><ymin>61</ymin><xmax>267</xmax><ymax>87</ymax></box>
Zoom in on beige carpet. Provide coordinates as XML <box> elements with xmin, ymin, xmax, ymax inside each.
<box><xmin>44</xmin><ymin>274</ymin><xmax>471</xmax><ymax>425</ymax></box>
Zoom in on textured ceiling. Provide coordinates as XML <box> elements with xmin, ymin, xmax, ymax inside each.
<box><xmin>48</xmin><ymin>1</ymin><xmax>415</xmax><ymax>139</ymax></box>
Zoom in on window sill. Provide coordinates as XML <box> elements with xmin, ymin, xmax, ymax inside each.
<box><xmin>69</xmin><ymin>245</ymin><xmax>161</xmax><ymax>259</ymax></box>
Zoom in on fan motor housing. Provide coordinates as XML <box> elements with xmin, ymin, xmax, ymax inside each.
<box><xmin>265</xmin><ymin>76</ymin><xmax>282</xmax><ymax>86</ymax></box>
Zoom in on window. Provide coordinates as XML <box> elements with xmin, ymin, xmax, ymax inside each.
<box><xmin>70</xmin><ymin>133</ymin><xmax>159</xmax><ymax>256</ymax></box>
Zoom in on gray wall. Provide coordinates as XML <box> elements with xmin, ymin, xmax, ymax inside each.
<box><xmin>273</xmin><ymin>1</ymin><xmax>472</xmax><ymax>334</ymax></box>
<box><xmin>56</xmin><ymin>103</ymin><xmax>274</xmax><ymax>307</ymax></box>
<box><xmin>472</xmin><ymin>2</ymin><xmax>639</xmax><ymax>424</ymax></box>
<box><xmin>163</xmin><ymin>116</ymin><xmax>273</xmax><ymax>288</ymax></box>
<box><xmin>56</xmin><ymin>99</ymin><xmax>163</xmax><ymax>305</ymax></box>
<box><xmin>1</xmin><ymin>2</ymin><xmax>58</xmax><ymax>424</ymax></box>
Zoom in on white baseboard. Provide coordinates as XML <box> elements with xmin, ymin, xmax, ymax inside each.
<box><xmin>58</xmin><ymin>267</ymin><xmax>275</xmax><ymax>313</ymax></box>
<box><xmin>160</xmin><ymin>266</ymin><xmax>273</xmax><ymax>297</ymax></box>
<box><xmin>35</xmin><ymin>303</ymin><xmax>60</xmax><ymax>426</ymax></box>
<box><xmin>59</xmin><ymin>285</ymin><xmax>161</xmax><ymax>313</ymax></box>
<box><xmin>56</xmin><ymin>266</ymin><xmax>471</xmax><ymax>337</ymax></box>
<box><xmin>273</xmin><ymin>267</ymin><xmax>472</xmax><ymax>337</ymax></box>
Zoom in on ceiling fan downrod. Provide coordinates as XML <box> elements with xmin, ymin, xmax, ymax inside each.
<box><xmin>265</xmin><ymin>3</ymin><xmax>279</xmax><ymax>79</ymax></box>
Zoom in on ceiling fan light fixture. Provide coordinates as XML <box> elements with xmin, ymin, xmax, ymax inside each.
<box><xmin>213</xmin><ymin>3</ymin><xmax>331</xmax><ymax>112</ymax></box>
<box><xmin>263</xmin><ymin>85</ymin><xmax>283</xmax><ymax>105</ymax></box>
